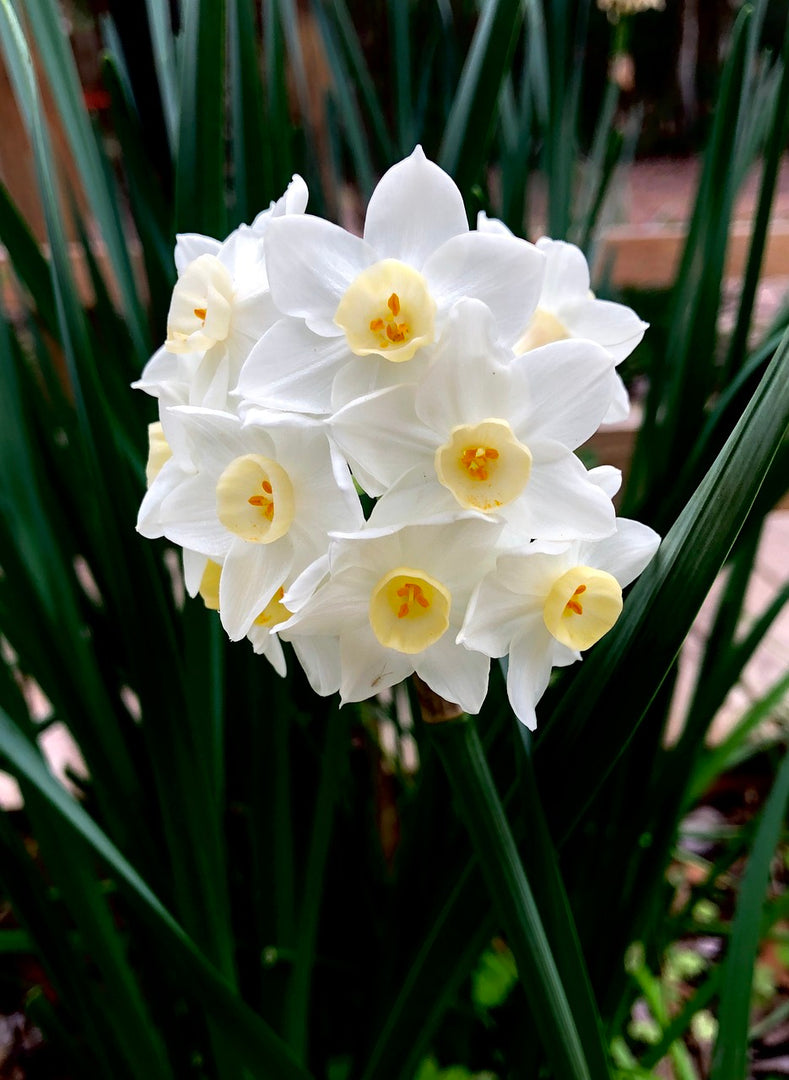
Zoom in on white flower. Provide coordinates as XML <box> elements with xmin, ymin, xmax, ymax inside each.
<box><xmin>458</xmin><ymin>519</ymin><xmax>660</xmax><ymax>728</ymax></box>
<box><xmin>478</xmin><ymin>219</ymin><xmax>647</xmax><ymax>422</ymax></box>
<box><xmin>136</xmin><ymin>407</ymin><xmax>363</xmax><ymax>641</ymax></box>
<box><xmin>135</xmin><ymin>177</ymin><xmax>308</xmax><ymax>412</ymax></box>
<box><xmin>247</xmin><ymin>174</ymin><xmax>309</xmax><ymax>236</ymax></box>
<box><xmin>331</xmin><ymin>299</ymin><xmax>618</xmax><ymax>544</ymax></box>
<box><xmin>278</xmin><ymin>518</ymin><xmax>503</xmax><ymax>712</ymax></box>
<box><xmin>182</xmin><ymin>545</ymin><xmax>337</xmax><ymax>681</ymax></box>
<box><xmin>236</xmin><ymin>147</ymin><xmax>546</xmax><ymax>415</ymax></box>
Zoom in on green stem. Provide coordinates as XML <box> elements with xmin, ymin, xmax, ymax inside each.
<box><xmin>429</xmin><ymin>713</ymin><xmax>595</xmax><ymax>1080</ymax></box>
<box><xmin>285</xmin><ymin>703</ymin><xmax>347</xmax><ymax>1062</ymax></box>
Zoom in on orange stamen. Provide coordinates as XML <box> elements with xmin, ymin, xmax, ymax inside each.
<box><xmin>565</xmin><ymin>584</ymin><xmax>587</xmax><ymax>617</ymax></box>
<box><xmin>395</xmin><ymin>581</ymin><xmax>429</xmax><ymax>617</ymax></box>
<box><xmin>388</xmin><ymin>293</ymin><xmax>401</xmax><ymax>316</ymax></box>
<box><xmin>194</xmin><ymin>307</ymin><xmax>207</xmax><ymax>321</ymax></box>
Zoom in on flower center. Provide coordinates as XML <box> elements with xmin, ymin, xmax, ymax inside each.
<box><xmin>216</xmin><ymin>454</ymin><xmax>295</xmax><ymax>543</ymax></box>
<box><xmin>514</xmin><ymin>307</ymin><xmax>570</xmax><ymax>354</ymax></box>
<box><xmin>435</xmin><ymin>419</ymin><xmax>532</xmax><ymax>512</ymax></box>
<box><xmin>146</xmin><ymin>421</ymin><xmax>172</xmax><ymax>486</ymax></box>
<box><xmin>165</xmin><ymin>254</ymin><xmax>234</xmax><ymax>354</ymax></box>
<box><xmin>198</xmin><ymin>560</ymin><xmax>222</xmax><ymax>610</ymax></box>
<box><xmin>253</xmin><ymin>586</ymin><xmax>292</xmax><ymax>629</ymax></box>
<box><xmin>334</xmin><ymin>259</ymin><xmax>436</xmax><ymax>362</ymax></box>
<box><xmin>542</xmin><ymin>566</ymin><xmax>623</xmax><ymax>650</ymax></box>
<box><xmin>369</xmin><ymin>567</ymin><xmax>451</xmax><ymax>654</ymax></box>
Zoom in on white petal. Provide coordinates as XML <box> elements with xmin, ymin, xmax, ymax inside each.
<box><xmin>460</xmin><ymin>579</ymin><xmax>542</xmax><ymax>658</ymax></box>
<box><xmin>424</xmin><ymin>231</ymin><xmax>545</xmax><ymax>346</ymax></box>
<box><xmin>476</xmin><ymin>212</ymin><xmax>513</xmax><ymax>237</ymax></box>
<box><xmin>251</xmin><ymin>174</ymin><xmax>309</xmax><ymax>234</ymax></box>
<box><xmin>535</xmin><ymin>237</ymin><xmax>590</xmax><ymax>307</ymax></box>
<box><xmin>506</xmin><ymin>629</ymin><xmax>557</xmax><ymax>730</ymax></box>
<box><xmin>282</xmin><ymin>554</ymin><xmax>330</xmax><ymax>613</ymax></box>
<box><xmin>331</xmin><ymin>385</ymin><xmax>436</xmax><ymax>495</ymax></box>
<box><xmin>247</xmin><ymin>624</ymin><xmax>288</xmax><ymax>676</ymax></box>
<box><xmin>183</xmin><ymin>548</ymin><xmax>210</xmax><ymax>597</ymax></box>
<box><xmin>264</xmin><ymin>216</ymin><xmax>375</xmax><ymax>335</ymax></box>
<box><xmin>339</xmin><ymin>624</ymin><xmax>413</xmax><ymax>703</ymax></box>
<box><xmin>218</xmin><ymin>230</ymin><xmax>268</xmax><ymax>294</ymax></box>
<box><xmin>237</xmin><ymin>318</ymin><xmax>348</xmax><ymax>415</ymax></box>
<box><xmin>188</xmin><ymin>349</ymin><xmax>233</xmax><ymax>411</ymax></box>
<box><xmin>291</xmin><ymin>635</ymin><xmax>341</xmax><ymax>696</ymax></box>
<box><xmin>601</xmin><ymin>371</ymin><xmax>631</xmax><ymax>424</ymax></box>
<box><xmin>232</xmin><ymin>290</ymin><xmax>280</xmax><ymax>344</ymax></box>
<box><xmin>588</xmin><ymin>465</ymin><xmax>622</xmax><ymax>499</ymax></box>
<box><xmin>579</xmin><ymin>518</ymin><xmax>661</xmax><ymax>588</ymax></box>
<box><xmin>329</xmin><ymin>350</ymin><xmax>431</xmax><ymax>412</ymax></box>
<box><xmin>172</xmin><ymin>407</ymin><xmax>261</xmax><ymax>478</ymax></box>
<box><xmin>219</xmin><ymin>537</ymin><xmax>294</xmax><ymax>641</ymax></box>
<box><xmin>363</xmin><ymin>146</ymin><xmax>468</xmax><ymax>267</ymax></box>
<box><xmin>560</xmin><ymin>298</ymin><xmax>648</xmax><ymax>364</ymax></box>
<box><xmin>133</xmin><ymin>346</ymin><xmax>186</xmax><ymax>399</ymax></box>
<box><xmin>136</xmin><ymin>458</ymin><xmax>191</xmax><ymax>538</ymax></box>
<box><xmin>415</xmin><ymin>299</ymin><xmax>515</xmax><ymax>432</ymax></box>
<box><xmin>517</xmin><ymin>443</ymin><xmax>616</xmax><ymax>541</ymax></box>
<box><xmin>414</xmin><ymin>635</ymin><xmax>490</xmax><ymax>714</ymax></box>
<box><xmin>367</xmin><ymin>468</ymin><xmax>462</xmax><ymax>528</ymax></box>
<box><xmin>492</xmin><ymin>548</ymin><xmax>570</xmax><ymax>595</ymax></box>
<box><xmin>280</xmin><ymin>566</ymin><xmax>371</xmax><ymax>637</ymax></box>
<box><xmin>175</xmin><ymin>233</ymin><xmax>222</xmax><ymax>274</ymax></box>
<box><xmin>157</xmin><ymin>474</ymin><xmax>232</xmax><ymax>556</ymax></box>
<box><xmin>508</xmin><ymin>339</ymin><xmax>614</xmax><ymax>448</ymax></box>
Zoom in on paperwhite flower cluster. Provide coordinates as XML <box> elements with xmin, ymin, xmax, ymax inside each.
<box><xmin>136</xmin><ymin>148</ymin><xmax>660</xmax><ymax>729</ymax></box>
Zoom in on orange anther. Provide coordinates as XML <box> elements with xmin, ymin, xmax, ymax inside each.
<box><xmin>416</xmin><ymin>593</ymin><xmax>429</xmax><ymax>608</ymax></box>
<box><xmin>370</xmin><ymin>318</ymin><xmax>385</xmax><ymax>331</ymax></box>
<box><xmin>387</xmin><ymin>293</ymin><xmax>401</xmax><ymax>316</ymax></box>
<box><xmin>262</xmin><ymin>480</ymin><xmax>273</xmax><ymax>494</ymax></box>
<box><xmin>566</xmin><ymin>599</ymin><xmax>584</xmax><ymax>615</ymax></box>
<box><xmin>194</xmin><ymin>307</ymin><xmax>207</xmax><ymax>321</ymax></box>
<box><xmin>397</xmin><ymin>603</ymin><xmax>409</xmax><ymax>619</ymax></box>
<box><xmin>574</xmin><ymin>584</ymin><xmax>587</xmax><ymax>595</ymax></box>
<box><xmin>248</xmin><ymin>495</ymin><xmax>264</xmax><ymax>506</ymax></box>
<box><xmin>485</xmin><ymin>448</ymin><xmax>499</xmax><ymax>460</ymax></box>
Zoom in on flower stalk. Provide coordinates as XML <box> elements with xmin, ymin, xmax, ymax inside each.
<box><xmin>423</xmin><ymin>691</ymin><xmax>603</xmax><ymax>1080</ymax></box>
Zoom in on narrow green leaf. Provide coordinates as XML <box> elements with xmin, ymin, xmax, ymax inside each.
<box><xmin>439</xmin><ymin>0</ymin><xmax>525</xmax><ymax>198</ymax></box>
<box><xmin>310</xmin><ymin>0</ymin><xmax>376</xmax><ymax>199</ymax></box>
<box><xmin>690</xmin><ymin>671</ymin><xmax>789</xmax><ymax>802</ymax></box>
<box><xmin>320</xmin><ymin>0</ymin><xmax>391</xmax><ymax>163</ymax></box>
<box><xmin>13</xmin><ymin>0</ymin><xmax>149</xmax><ymax>358</ymax></box>
<box><xmin>0</xmin><ymin>928</ymin><xmax>33</xmax><ymax>953</ymax></box>
<box><xmin>285</xmin><ymin>704</ymin><xmax>348</xmax><ymax>1062</ymax></box>
<box><xmin>710</xmin><ymin>745</ymin><xmax>789</xmax><ymax>1080</ymax></box>
<box><xmin>0</xmin><ymin>180</ymin><xmax>57</xmax><ymax>333</ymax></box>
<box><xmin>640</xmin><ymin>969</ymin><xmax>721</xmax><ymax>1070</ymax></box>
<box><xmin>22</xmin><ymin>783</ymin><xmax>173</xmax><ymax>1079</ymax></box>
<box><xmin>723</xmin><ymin>15</ymin><xmax>789</xmax><ymax>378</ymax></box>
<box><xmin>431</xmin><ymin>716</ymin><xmax>608</xmax><ymax>1080</ymax></box>
<box><xmin>0</xmin><ymin>708</ymin><xmax>314</xmax><ymax>1080</ymax></box>
<box><xmin>228</xmin><ymin>0</ymin><xmax>272</xmax><ymax>226</ymax></box>
<box><xmin>144</xmin><ymin>0</ymin><xmax>179</xmax><ymax>151</ymax></box>
<box><xmin>388</xmin><ymin>0</ymin><xmax>412</xmax><ymax>155</ymax></box>
<box><xmin>537</xmin><ymin>324</ymin><xmax>789</xmax><ymax>842</ymax></box>
<box><xmin>175</xmin><ymin>0</ymin><xmax>227</xmax><ymax>237</ymax></box>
